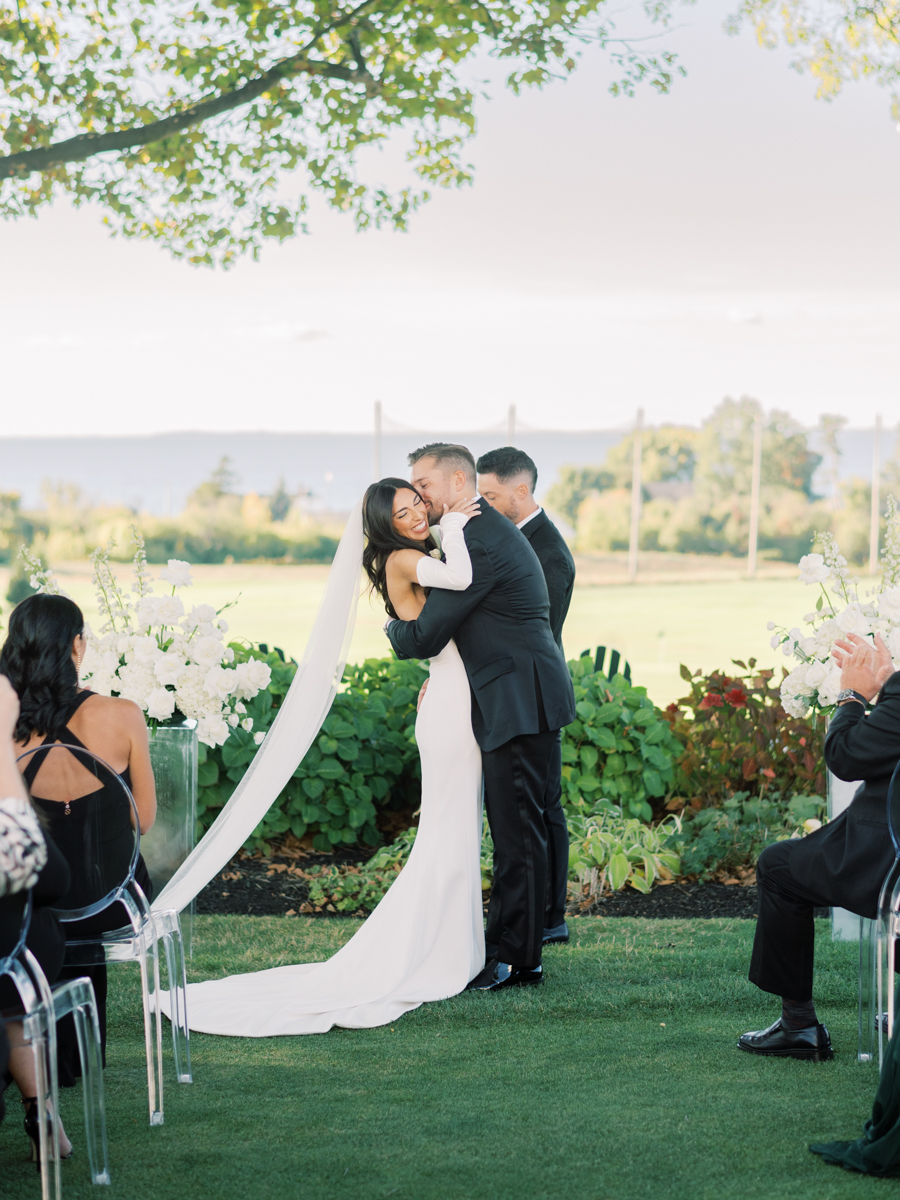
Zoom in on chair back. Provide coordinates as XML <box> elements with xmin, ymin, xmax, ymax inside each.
<box><xmin>580</xmin><ymin>646</ymin><xmax>632</xmax><ymax>684</ymax></box>
<box><xmin>17</xmin><ymin>742</ymin><xmax>140</xmax><ymax>923</ymax></box>
<box><xmin>887</xmin><ymin>758</ymin><xmax>900</xmax><ymax>857</ymax></box>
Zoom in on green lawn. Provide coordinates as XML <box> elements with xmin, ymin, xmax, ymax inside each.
<box><xmin>1</xmin><ymin>560</ymin><xmax>849</xmax><ymax>708</ymax></box>
<box><xmin>0</xmin><ymin>916</ymin><xmax>888</xmax><ymax>1200</ymax></box>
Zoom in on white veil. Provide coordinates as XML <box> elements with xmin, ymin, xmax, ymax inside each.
<box><xmin>152</xmin><ymin>501</ymin><xmax>365</xmax><ymax>916</ymax></box>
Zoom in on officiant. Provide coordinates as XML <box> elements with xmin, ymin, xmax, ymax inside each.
<box><xmin>476</xmin><ymin>447</ymin><xmax>575</xmax><ymax>947</ymax></box>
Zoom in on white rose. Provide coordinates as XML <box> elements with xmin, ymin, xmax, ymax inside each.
<box><xmin>241</xmin><ymin>717</ymin><xmax>254</xmax><ymax>732</ymax></box>
<box><xmin>137</xmin><ymin>596</ymin><xmax>165</xmax><ymax>629</ymax></box>
<box><xmin>888</xmin><ymin>628</ymin><xmax>900</xmax><ymax>661</ymax></box>
<box><xmin>184</xmin><ymin>604</ymin><xmax>217</xmax><ymax>630</ymax></box>
<box><xmin>146</xmin><ymin>687</ymin><xmax>177</xmax><ymax>721</ymax></box>
<box><xmin>154</xmin><ymin>654</ymin><xmax>187</xmax><ymax>686</ymax></box>
<box><xmin>253</xmin><ymin>731</ymin><xmax>266</xmax><ymax>746</ymax></box>
<box><xmin>198</xmin><ymin>714</ymin><xmax>230</xmax><ymax>748</ymax></box>
<box><xmin>880</xmin><ymin>589</ymin><xmax>900</xmax><ymax>621</ymax></box>
<box><xmin>116</xmin><ymin>662</ymin><xmax>156</xmax><ymax>709</ymax></box>
<box><xmin>804</xmin><ymin>660</ymin><xmax>829</xmax><ymax>689</ymax></box>
<box><xmin>85</xmin><ymin>672</ymin><xmax>116</xmax><ymax>697</ymax></box>
<box><xmin>192</xmin><ymin>636</ymin><xmax>225</xmax><ymax>668</ymax></box>
<box><xmin>235</xmin><ymin>701</ymin><xmax>247</xmax><ymax>715</ymax></box>
<box><xmin>767</xmin><ymin>621</ymin><xmax>776</xmax><ymax>631</ymax></box>
<box><xmin>780</xmin><ymin>667</ymin><xmax>810</xmax><ymax>698</ymax></box>
<box><xmin>205</xmin><ymin>665</ymin><xmax>237</xmax><ymax>700</ymax></box>
<box><xmin>159</xmin><ymin>559</ymin><xmax>193</xmax><ymax>588</ymax></box>
<box><xmin>798</xmin><ymin>553</ymin><xmax>830</xmax><ymax>585</ymax></box>
<box><xmin>836</xmin><ymin>605</ymin><xmax>870</xmax><ymax>636</ymax></box>
<box><xmin>132</xmin><ymin>635</ymin><xmax>159</xmax><ymax>664</ymax></box>
<box><xmin>217</xmin><ymin>618</ymin><xmax>229</xmax><ymax>634</ymax></box>
<box><xmin>155</xmin><ymin>595</ymin><xmax>185</xmax><ymax>626</ymax></box>
<box><xmin>227</xmin><ymin>713</ymin><xmax>239</xmax><ymax>727</ymax></box>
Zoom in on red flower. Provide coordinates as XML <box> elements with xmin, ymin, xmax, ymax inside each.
<box><xmin>724</xmin><ymin>688</ymin><xmax>748</xmax><ymax>708</ymax></box>
<box><xmin>698</xmin><ymin>693</ymin><xmax>724</xmax><ymax>710</ymax></box>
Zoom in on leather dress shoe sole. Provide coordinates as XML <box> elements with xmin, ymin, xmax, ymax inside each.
<box><xmin>543</xmin><ymin>922</ymin><xmax>569</xmax><ymax>946</ymax></box>
<box><xmin>467</xmin><ymin>960</ymin><xmax>543</xmax><ymax>992</ymax></box>
<box><xmin>737</xmin><ymin>1018</ymin><xmax>834</xmax><ymax>1062</ymax></box>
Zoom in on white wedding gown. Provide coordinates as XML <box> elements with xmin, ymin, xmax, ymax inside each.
<box><xmin>161</xmin><ymin>515</ymin><xmax>484</xmax><ymax>1036</ymax></box>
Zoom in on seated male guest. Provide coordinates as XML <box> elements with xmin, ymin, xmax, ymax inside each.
<box><xmin>476</xmin><ymin>447</ymin><xmax>576</xmax><ymax>948</ymax></box>
<box><xmin>739</xmin><ymin>631</ymin><xmax>899</xmax><ymax>1060</ymax></box>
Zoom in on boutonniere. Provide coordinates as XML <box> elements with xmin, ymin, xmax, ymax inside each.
<box><xmin>429</xmin><ymin>548</ymin><xmax>442</xmax><ymax>559</ymax></box>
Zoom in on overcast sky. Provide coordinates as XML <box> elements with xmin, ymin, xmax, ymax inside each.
<box><xmin>1</xmin><ymin>0</ymin><xmax>898</xmax><ymax>438</ymax></box>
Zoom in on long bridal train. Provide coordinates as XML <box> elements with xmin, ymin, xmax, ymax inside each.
<box><xmin>159</xmin><ymin>638</ymin><xmax>484</xmax><ymax>1036</ymax></box>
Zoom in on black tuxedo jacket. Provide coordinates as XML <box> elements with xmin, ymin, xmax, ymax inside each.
<box><xmin>520</xmin><ymin>510</ymin><xmax>575</xmax><ymax>651</ymax></box>
<box><xmin>791</xmin><ymin>672</ymin><xmax>900</xmax><ymax>913</ymax></box>
<box><xmin>386</xmin><ymin>500</ymin><xmax>576</xmax><ymax>753</ymax></box>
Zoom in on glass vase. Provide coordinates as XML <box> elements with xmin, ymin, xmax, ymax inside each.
<box><xmin>143</xmin><ymin>720</ymin><xmax>199</xmax><ymax>953</ymax></box>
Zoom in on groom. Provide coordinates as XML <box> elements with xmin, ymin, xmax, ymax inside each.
<box><xmin>385</xmin><ymin>443</ymin><xmax>576</xmax><ymax>990</ymax></box>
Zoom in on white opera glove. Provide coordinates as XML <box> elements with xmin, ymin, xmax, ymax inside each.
<box><xmin>415</xmin><ymin>511</ymin><xmax>472</xmax><ymax>591</ymax></box>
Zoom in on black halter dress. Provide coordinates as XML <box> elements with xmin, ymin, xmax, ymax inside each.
<box><xmin>23</xmin><ymin>690</ymin><xmax>153</xmax><ymax>1086</ymax></box>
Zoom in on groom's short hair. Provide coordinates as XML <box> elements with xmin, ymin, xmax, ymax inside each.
<box><xmin>408</xmin><ymin>442</ymin><xmax>476</xmax><ymax>484</ymax></box>
<box><xmin>476</xmin><ymin>447</ymin><xmax>538</xmax><ymax>492</ymax></box>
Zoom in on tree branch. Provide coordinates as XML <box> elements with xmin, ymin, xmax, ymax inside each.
<box><xmin>1</xmin><ymin>53</ymin><xmax>376</xmax><ymax>177</ymax></box>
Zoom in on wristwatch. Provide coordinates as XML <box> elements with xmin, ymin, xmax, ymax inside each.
<box><xmin>836</xmin><ymin>689</ymin><xmax>869</xmax><ymax>708</ymax></box>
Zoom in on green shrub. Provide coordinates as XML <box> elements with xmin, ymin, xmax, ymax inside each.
<box><xmin>198</xmin><ymin>648</ymin><xmax>427</xmax><ymax>852</ymax></box>
<box><xmin>666</xmin><ymin>660</ymin><xmax>825</xmax><ymax>805</ymax></box>
<box><xmin>669</xmin><ymin>791</ymin><xmax>825</xmax><ymax>881</ymax></box>
<box><xmin>562</xmin><ymin>658</ymin><xmax>684</xmax><ymax>822</ymax></box>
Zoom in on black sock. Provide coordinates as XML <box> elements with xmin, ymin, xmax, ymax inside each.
<box><xmin>781</xmin><ymin>998</ymin><xmax>817</xmax><ymax>1030</ymax></box>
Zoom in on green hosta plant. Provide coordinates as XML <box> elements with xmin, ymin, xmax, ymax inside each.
<box><xmin>567</xmin><ymin>805</ymin><xmax>682</xmax><ymax>903</ymax></box>
<box><xmin>562</xmin><ymin>659</ymin><xmax>684</xmax><ymax>821</ymax></box>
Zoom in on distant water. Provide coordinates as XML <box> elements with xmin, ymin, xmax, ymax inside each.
<box><xmin>0</xmin><ymin>428</ymin><xmax>890</xmax><ymax>515</ymax></box>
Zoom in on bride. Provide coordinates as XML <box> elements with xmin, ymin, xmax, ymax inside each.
<box><xmin>163</xmin><ymin>480</ymin><xmax>485</xmax><ymax>1036</ymax></box>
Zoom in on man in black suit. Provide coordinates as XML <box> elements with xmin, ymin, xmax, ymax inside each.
<box><xmin>386</xmin><ymin>443</ymin><xmax>576</xmax><ymax>990</ymax></box>
<box><xmin>739</xmin><ymin>631</ymin><xmax>899</xmax><ymax>1061</ymax></box>
<box><xmin>477</xmin><ymin>447</ymin><xmax>576</xmax><ymax>948</ymax></box>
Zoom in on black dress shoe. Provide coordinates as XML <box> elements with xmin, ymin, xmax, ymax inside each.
<box><xmin>466</xmin><ymin>958</ymin><xmax>543</xmax><ymax>991</ymax></box>
<box><xmin>543</xmin><ymin>922</ymin><xmax>569</xmax><ymax>946</ymax></box>
<box><xmin>737</xmin><ymin>1018</ymin><xmax>834</xmax><ymax>1061</ymax></box>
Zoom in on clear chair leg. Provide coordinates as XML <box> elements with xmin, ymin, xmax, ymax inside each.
<box><xmin>859</xmin><ymin>915</ymin><xmax>877</xmax><ymax>1062</ymax></box>
<box><xmin>161</xmin><ymin>925</ymin><xmax>192</xmax><ymax>1084</ymax></box>
<box><xmin>71</xmin><ymin>998</ymin><xmax>111</xmax><ymax>1184</ymax></box>
<box><xmin>29</xmin><ymin>1025</ymin><xmax>62</xmax><ymax>1200</ymax></box>
<box><xmin>137</xmin><ymin>927</ymin><xmax>164</xmax><ymax>1126</ymax></box>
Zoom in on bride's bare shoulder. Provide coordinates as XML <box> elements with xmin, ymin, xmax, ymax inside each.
<box><xmin>386</xmin><ymin>547</ymin><xmax>426</xmax><ymax>580</ymax></box>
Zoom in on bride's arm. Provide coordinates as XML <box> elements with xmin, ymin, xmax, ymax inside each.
<box><xmin>415</xmin><ymin>512</ymin><xmax>473</xmax><ymax>591</ymax></box>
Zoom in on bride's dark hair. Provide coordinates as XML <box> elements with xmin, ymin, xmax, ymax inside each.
<box><xmin>0</xmin><ymin>593</ymin><xmax>85</xmax><ymax>742</ymax></box>
<box><xmin>362</xmin><ymin>478</ymin><xmax>437</xmax><ymax>620</ymax></box>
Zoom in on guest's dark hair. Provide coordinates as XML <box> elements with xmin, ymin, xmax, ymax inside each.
<box><xmin>476</xmin><ymin>447</ymin><xmax>538</xmax><ymax>491</ymax></box>
<box><xmin>362</xmin><ymin>479</ymin><xmax>437</xmax><ymax>620</ymax></box>
<box><xmin>0</xmin><ymin>594</ymin><xmax>85</xmax><ymax>742</ymax></box>
<box><xmin>407</xmin><ymin>442</ymin><xmax>476</xmax><ymax>485</ymax></box>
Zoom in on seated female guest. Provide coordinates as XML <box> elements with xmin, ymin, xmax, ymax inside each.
<box><xmin>739</xmin><ymin>631</ymin><xmax>898</xmax><ymax>1060</ymax></box>
<box><xmin>0</xmin><ymin>594</ymin><xmax>156</xmax><ymax>1087</ymax></box>
<box><xmin>0</xmin><ymin>672</ymin><xmax>73</xmax><ymax>1160</ymax></box>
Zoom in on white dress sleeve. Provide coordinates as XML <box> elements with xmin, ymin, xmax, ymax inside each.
<box><xmin>0</xmin><ymin>795</ymin><xmax>48</xmax><ymax>899</ymax></box>
<box><xmin>415</xmin><ymin>512</ymin><xmax>473</xmax><ymax>591</ymax></box>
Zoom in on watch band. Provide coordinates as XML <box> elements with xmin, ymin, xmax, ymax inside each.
<box><xmin>836</xmin><ymin>688</ymin><xmax>868</xmax><ymax>707</ymax></box>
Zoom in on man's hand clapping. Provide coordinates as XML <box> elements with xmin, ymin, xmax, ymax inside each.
<box><xmin>831</xmin><ymin>632</ymin><xmax>894</xmax><ymax>702</ymax></box>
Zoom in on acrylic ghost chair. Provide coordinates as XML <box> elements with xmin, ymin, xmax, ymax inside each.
<box><xmin>857</xmin><ymin>759</ymin><xmax>900</xmax><ymax>1065</ymax></box>
<box><xmin>0</xmin><ymin>889</ymin><xmax>110</xmax><ymax>1198</ymax></box>
<box><xmin>17</xmin><ymin>740</ymin><xmax>191</xmax><ymax>1125</ymax></box>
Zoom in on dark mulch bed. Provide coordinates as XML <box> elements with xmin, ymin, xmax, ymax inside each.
<box><xmin>195</xmin><ymin>847</ymin><xmax>373</xmax><ymax>918</ymax></box>
<box><xmin>577</xmin><ymin>882</ymin><xmax>829</xmax><ymax>921</ymax></box>
<box><xmin>196</xmin><ymin>851</ymin><xmax>830</xmax><ymax>921</ymax></box>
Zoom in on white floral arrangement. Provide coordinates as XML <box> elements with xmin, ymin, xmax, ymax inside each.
<box><xmin>21</xmin><ymin>528</ymin><xmax>271</xmax><ymax>748</ymax></box>
<box><xmin>771</xmin><ymin>495</ymin><xmax>900</xmax><ymax>719</ymax></box>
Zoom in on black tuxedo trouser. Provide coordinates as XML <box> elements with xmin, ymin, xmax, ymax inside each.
<box><xmin>749</xmin><ymin>838</ymin><xmax>883</xmax><ymax>1002</ymax></box>
<box><xmin>543</xmin><ymin>733</ymin><xmax>569</xmax><ymax>930</ymax></box>
<box><xmin>483</xmin><ymin>728</ymin><xmax>559</xmax><ymax>969</ymax></box>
